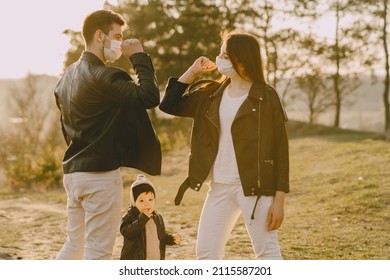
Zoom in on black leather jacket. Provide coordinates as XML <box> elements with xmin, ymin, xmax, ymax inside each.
<box><xmin>120</xmin><ymin>207</ymin><xmax>175</xmax><ymax>260</ymax></box>
<box><xmin>160</xmin><ymin>78</ymin><xmax>289</xmax><ymax>205</ymax></box>
<box><xmin>54</xmin><ymin>51</ymin><xmax>161</xmax><ymax>175</ymax></box>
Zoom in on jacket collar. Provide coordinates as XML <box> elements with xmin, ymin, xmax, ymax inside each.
<box><xmin>80</xmin><ymin>51</ymin><xmax>105</xmax><ymax>66</ymax></box>
<box><xmin>249</xmin><ymin>80</ymin><xmax>267</xmax><ymax>101</ymax></box>
<box><xmin>209</xmin><ymin>78</ymin><xmax>230</xmax><ymax>99</ymax></box>
<box><xmin>210</xmin><ymin>78</ymin><xmax>267</xmax><ymax>102</ymax></box>
<box><xmin>206</xmin><ymin>79</ymin><xmax>267</xmax><ymax>127</ymax></box>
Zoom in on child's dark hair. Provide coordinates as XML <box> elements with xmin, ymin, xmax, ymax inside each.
<box><xmin>132</xmin><ymin>183</ymin><xmax>155</xmax><ymax>201</ymax></box>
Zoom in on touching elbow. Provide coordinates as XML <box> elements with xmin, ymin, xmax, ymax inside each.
<box><xmin>158</xmin><ymin>101</ymin><xmax>174</xmax><ymax>115</ymax></box>
<box><xmin>158</xmin><ymin>102</ymin><xmax>168</xmax><ymax>113</ymax></box>
<box><xmin>142</xmin><ymin>88</ymin><xmax>160</xmax><ymax>109</ymax></box>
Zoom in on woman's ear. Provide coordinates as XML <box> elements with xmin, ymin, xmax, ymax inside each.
<box><xmin>237</xmin><ymin>62</ymin><xmax>250</xmax><ymax>80</ymax></box>
<box><xmin>237</xmin><ymin>62</ymin><xmax>245</xmax><ymax>72</ymax></box>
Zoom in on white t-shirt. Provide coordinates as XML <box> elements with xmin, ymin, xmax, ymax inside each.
<box><xmin>212</xmin><ymin>87</ymin><xmax>248</xmax><ymax>184</ymax></box>
<box><xmin>145</xmin><ymin>218</ymin><xmax>160</xmax><ymax>260</ymax></box>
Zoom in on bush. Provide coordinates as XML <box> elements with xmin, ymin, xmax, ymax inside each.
<box><xmin>159</xmin><ymin>130</ymin><xmax>189</xmax><ymax>153</ymax></box>
<box><xmin>155</xmin><ymin>117</ymin><xmax>192</xmax><ymax>153</ymax></box>
<box><xmin>3</xmin><ymin>145</ymin><xmax>62</xmax><ymax>191</ymax></box>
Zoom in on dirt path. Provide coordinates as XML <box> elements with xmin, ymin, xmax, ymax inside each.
<box><xmin>0</xmin><ymin>197</ymin><xmax>66</xmax><ymax>260</ymax></box>
<box><xmin>0</xmin><ymin>196</ymin><xmax>198</xmax><ymax>260</ymax></box>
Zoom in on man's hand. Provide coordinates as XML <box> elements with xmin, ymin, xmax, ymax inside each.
<box><xmin>122</xmin><ymin>39</ymin><xmax>144</xmax><ymax>58</ymax></box>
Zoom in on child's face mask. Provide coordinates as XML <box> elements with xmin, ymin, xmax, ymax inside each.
<box><xmin>135</xmin><ymin>192</ymin><xmax>156</xmax><ymax>214</ymax></box>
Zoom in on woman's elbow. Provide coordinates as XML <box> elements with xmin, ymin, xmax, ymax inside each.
<box><xmin>158</xmin><ymin>102</ymin><xmax>169</xmax><ymax>113</ymax></box>
<box><xmin>159</xmin><ymin>100</ymin><xmax>177</xmax><ymax>115</ymax></box>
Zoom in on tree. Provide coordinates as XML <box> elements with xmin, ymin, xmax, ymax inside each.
<box><xmin>63</xmin><ymin>0</ymin><xmax>240</xmax><ymax>86</ymax></box>
<box><xmin>359</xmin><ymin>0</ymin><xmax>390</xmax><ymax>141</ymax></box>
<box><xmin>0</xmin><ymin>74</ymin><xmax>62</xmax><ymax>189</ymax></box>
<box><xmin>381</xmin><ymin>0</ymin><xmax>390</xmax><ymax>139</ymax></box>
<box><xmin>337</xmin><ymin>0</ymin><xmax>388</xmax><ymax>136</ymax></box>
<box><xmin>242</xmin><ymin>0</ymin><xmax>321</xmax><ymax>109</ymax></box>
<box><xmin>62</xmin><ymin>29</ymin><xmax>84</xmax><ymax>75</ymax></box>
<box><xmin>331</xmin><ymin>0</ymin><xmax>347</xmax><ymax>127</ymax></box>
<box><xmin>296</xmin><ymin>70</ymin><xmax>334</xmax><ymax>123</ymax></box>
<box><xmin>291</xmin><ymin>0</ymin><xmax>363</xmax><ymax>127</ymax></box>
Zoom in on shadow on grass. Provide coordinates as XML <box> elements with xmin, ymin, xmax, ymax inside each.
<box><xmin>287</xmin><ymin>120</ymin><xmax>383</xmax><ymax>142</ymax></box>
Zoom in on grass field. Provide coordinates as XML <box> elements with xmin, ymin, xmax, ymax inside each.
<box><xmin>0</xmin><ymin>120</ymin><xmax>389</xmax><ymax>260</ymax></box>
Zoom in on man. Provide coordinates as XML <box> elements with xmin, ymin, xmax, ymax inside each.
<box><xmin>54</xmin><ymin>9</ymin><xmax>161</xmax><ymax>260</ymax></box>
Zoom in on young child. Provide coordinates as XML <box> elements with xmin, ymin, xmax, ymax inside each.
<box><xmin>120</xmin><ymin>174</ymin><xmax>181</xmax><ymax>260</ymax></box>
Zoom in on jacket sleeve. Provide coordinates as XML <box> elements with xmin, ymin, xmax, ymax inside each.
<box><xmin>164</xmin><ymin>233</ymin><xmax>175</xmax><ymax>246</ymax></box>
<box><xmin>269</xmin><ymin>86</ymin><xmax>289</xmax><ymax>193</ymax></box>
<box><xmin>129</xmin><ymin>53</ymin><xmax>160</xmax><ymax>108</ymax></box>
<box><xmin>54</xmin><ymin>90</ymin><xmax>71</xmax><ymax>145</ymax></box>
<box><xmin>98</xmin><ymin>53</ymin><xmax>160</xmax><ymax>109</ymax></box>
<box><xmin>159</xmin><ymin>78</ymin><xmax>199</xmax><ymax>118</ymax></box>
<box><xmin>120</xmin><ymin>211</ymin><xmax>150</xmax><ymax>239</ymax></box>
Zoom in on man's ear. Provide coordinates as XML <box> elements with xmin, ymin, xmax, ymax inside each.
<box><xmin>94</xmin><ymin>29</ymin><xmax>104</xmax><ymax>44</ymax></box>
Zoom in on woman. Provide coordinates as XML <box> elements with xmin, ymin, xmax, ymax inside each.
<box><xmin>159</xmin><ymin>31</ymin><xmax>289</xmax><ymax>260</ymax></box>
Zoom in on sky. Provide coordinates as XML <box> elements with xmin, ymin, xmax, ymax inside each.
<box><xmin>0</xmin><ymin>0</ymin><xmax>338</xmax><ymax>80</ymax></box>
<box><xmin>0</xmin><ymin>0</ymin><xmax>115</xmax><ymax>79</ymax></box>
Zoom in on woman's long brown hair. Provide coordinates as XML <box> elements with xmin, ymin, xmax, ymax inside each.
<box><xmin>222</xmin><ymin>30</ymin><xmax>267</xmax><ymax>84</ymax></box>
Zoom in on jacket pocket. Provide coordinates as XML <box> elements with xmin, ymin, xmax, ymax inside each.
<box><xmin>261</xmin><ymin>159</ymin><xmax>275</xmax><ymax>187</ymax></box>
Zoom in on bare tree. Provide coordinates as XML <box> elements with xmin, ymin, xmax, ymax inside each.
<box><xmin>295</xmin><ymin>70</ymin><xmax>334</xmax><ymax>124</ymax></box>
<box><xmin>382</xmin><ymin>0</ymin><xmax>390</xmax><ymax>139</ymax></box>
<box><xmin>355</xmin><ymin>0</ymin><xmax>390</xmax><ymax>138</ymax></box>
<box><xmin>0</xmin><ymin>74</ymin><xmax>62</xmax><ymax>189</ymax></box>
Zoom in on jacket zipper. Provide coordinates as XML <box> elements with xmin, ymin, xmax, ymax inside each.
<box><xmin>206</xmin><ymin>113</ymin><xmax>220</xmax><ymax>133</ymax></box>
<box><xmin>251</xmin><ymin>97</ymin><xmax>263</xmax><ymax>221</ymax></box>
<box><xmin>257</xmin><ymin>98</ymin><xmax>262</xmax><ymax>189</ymax></box>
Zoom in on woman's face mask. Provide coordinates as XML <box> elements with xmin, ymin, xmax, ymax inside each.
<box><xmin>215</xmin><ymin>56</ymin><xmax>238</xmax><ymax>78</ymax></box>
<box><xmin>102</xmin><ymin>34</ymin><xmax>122</xmax><ymax>62</ymax></box>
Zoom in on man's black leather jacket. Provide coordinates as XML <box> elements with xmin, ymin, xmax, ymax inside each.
<box><xmin>54</xmin><ymin>51</ymin><xmax>161</xmax><ymax>175</ymax></box>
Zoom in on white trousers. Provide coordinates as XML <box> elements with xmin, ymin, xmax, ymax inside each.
<box><xmin>196</xmin><ymin>182</ymin><xmax>282</xmax><ymax>260</ymax></box>
<box><xmin>56</xmin><ymin>169</ymin><xmax>123</xmax><ymax>260</ymax></box>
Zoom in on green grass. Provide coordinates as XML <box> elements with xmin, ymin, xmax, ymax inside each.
<box><xmin>0</xmin><ymin>120</ymin><xmax>389</xmax><ymax>259</ymax></box>
<box><xmin>279</xmin><ymin>122</ymin><xmax>389</xmax><ymax>259</ymax></box>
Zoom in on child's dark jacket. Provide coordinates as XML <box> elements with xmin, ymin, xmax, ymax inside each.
<box><xmin>120</xmin><ymin>206</ymin><xmax>175</xmax><ymax>260</ymax></box>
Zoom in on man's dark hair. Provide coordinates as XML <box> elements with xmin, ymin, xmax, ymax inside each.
<box><xmin>82</xmin><ymin>10</ymin><xmax>126</xmax><ymax>45</ymax></box>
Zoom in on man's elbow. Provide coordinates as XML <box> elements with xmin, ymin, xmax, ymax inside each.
<box><xmin>142</xmin><ymin>88</ymin><xmax>160</xmax><ymax>109</ymax></box>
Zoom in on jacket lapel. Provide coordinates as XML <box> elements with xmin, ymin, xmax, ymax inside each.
<box><xmin>205</xmin><ymin>79</ymin><xmax>230</xmax><ymax>130</ymax></box>
<box><xmin>235</xmin><ymin>81</ymin><xmax>266</xmax><ymax>121</ymax></box>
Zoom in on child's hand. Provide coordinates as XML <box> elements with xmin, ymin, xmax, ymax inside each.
<box><xmin>142</xmin><ymin>210</ymin><xmax>153</xmax><ymax>218</ymax></box>
<box><xmin>173</xmin><ymin>234</ymin><xmax>181</xmax><ymax>245</ymax></box>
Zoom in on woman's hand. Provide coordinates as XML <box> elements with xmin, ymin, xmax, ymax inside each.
<box><xmin>267</xmin><ymin>191</ymin><xmax>285</xmax><ymax>231</ymax></box>
<box><xmin>178</xmin><ymin>56</ymin><xmax>216</xmax><ymax>84</ymax></box>
<box><xmin>190</xmin><ymin>56</ymin><xmax>217</xmax><ymax>75</ymax></box>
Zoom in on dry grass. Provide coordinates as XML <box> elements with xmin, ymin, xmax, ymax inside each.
<box><xmin>0</xmin><ymin>121</ymin><xmax>389</xmax><ymax>260</ymax></box>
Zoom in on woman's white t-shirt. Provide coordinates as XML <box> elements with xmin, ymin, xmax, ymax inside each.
<box><xmin>212</xmin><ymin>87</ymin><xmax>248</xmax><ymax>184</ymax></box>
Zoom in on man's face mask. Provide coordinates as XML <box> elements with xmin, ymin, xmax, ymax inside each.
<box><xmin>102</xmin><ymin>34</ymin><xmax>122</xmax><ymax>62</ymax></box>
